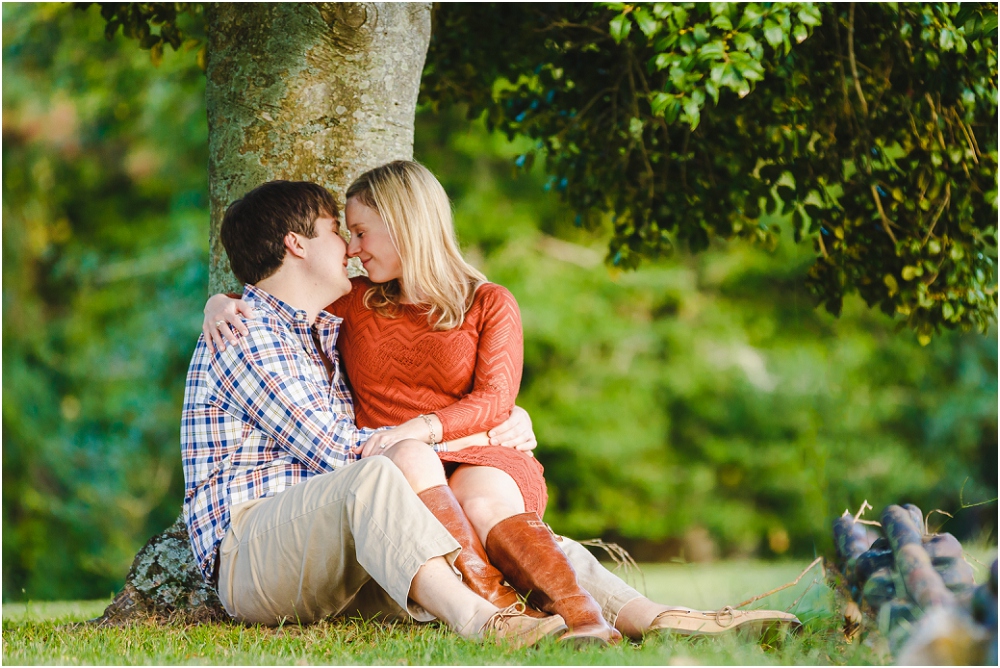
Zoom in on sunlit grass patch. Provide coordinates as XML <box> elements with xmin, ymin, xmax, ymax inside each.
<box><xmin>2</xmin><ymin>559</ymin><xmax>901</xmax><ymax>665</ymax></box>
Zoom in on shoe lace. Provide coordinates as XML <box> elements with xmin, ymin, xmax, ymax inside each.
<box><xmin>712</xmin><ymin>606</ymin><xmax>739</xmax><ymax>627</ymax></box>
<box><xmin>482</xmin><ymin>602</ymin><xmax>527</xmax><ymax>633</ymax></box>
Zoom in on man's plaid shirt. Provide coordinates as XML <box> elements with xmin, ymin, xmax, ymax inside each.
<box><xmin>181</xmin><ymin>284</ymin><xmax>380</xmax><ymax>582</ymax></box>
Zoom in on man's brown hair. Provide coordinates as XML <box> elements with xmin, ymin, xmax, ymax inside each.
<box><xmin>220</xmin><ymin>181</ymin><xmax>339</xmax><ymax>285</ymax></box>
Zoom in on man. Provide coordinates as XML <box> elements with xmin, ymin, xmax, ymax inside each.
<box><xmin>181</xmin><ymin>180</ymin><xmax>566</xmax><ymax>645</ymax></box>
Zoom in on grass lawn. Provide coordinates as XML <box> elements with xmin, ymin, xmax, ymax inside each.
<box><xmin>3</xmin><ymin>550</ymin><xmax>996</xmax><ymax>665</ymax></box>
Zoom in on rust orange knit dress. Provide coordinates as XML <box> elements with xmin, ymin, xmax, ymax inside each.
<box><xmin>327</xmin><ymin>277</ymin><xmax>548</xmax><ymax>516</ymax></box>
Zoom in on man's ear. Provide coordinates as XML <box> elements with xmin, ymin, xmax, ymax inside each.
<box><xmin>284</xmin><ymin>232</ymin><xmax>307</xmax><ymax>259</ymax></box>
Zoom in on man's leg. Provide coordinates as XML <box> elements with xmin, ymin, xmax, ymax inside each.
<box><xmin>554</xmin><ymin>537</ymin><xmax>652</xmax><ymax>633</ymax></box>
<box><xmin>218</xmin><ymin>456</ymin><xmax>566</xmax><ymax>644</ymax></box>
<box><xmin>218</xmin><ymin>456</ymin><xmax>463</xmax><ymax>625</ymax></box>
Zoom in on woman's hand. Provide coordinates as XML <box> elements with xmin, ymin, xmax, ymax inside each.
<box><xmin>203</xmin><ymin>294</ymin><xmax>256</xmax><ymax>354</ymax></box>
<box><xmin>487</xmin><ymin>405</ymin><xmax>537</xmax><ymax>453</ymax></box>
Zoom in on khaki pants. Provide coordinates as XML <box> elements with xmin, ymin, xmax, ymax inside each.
<box><xmin>556</xmin><ymin>537</ymin><xmax>644</xmax><ymax>626</ymax></box>
<box><xmin>217</xmin><ymin>457</ymin><xmax>460</xmax><ymax>626</ymax></box>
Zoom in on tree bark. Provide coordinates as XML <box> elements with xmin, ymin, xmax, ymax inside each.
<box><xmin>93</xmin><ymin>2</ymin><xmax>432</xmax><ymax>624</ymax></box>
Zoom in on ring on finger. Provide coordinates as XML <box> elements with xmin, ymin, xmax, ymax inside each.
<box><xmin>214</xmin><ymin>320</ymin><xmax>225</xmax><ymax>328</ymax></box>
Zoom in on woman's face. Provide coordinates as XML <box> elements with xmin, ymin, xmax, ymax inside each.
<box><xmin>345</xmin><ymin>197</ymin><xmax>403</xmax><ymax>283</ymax></box>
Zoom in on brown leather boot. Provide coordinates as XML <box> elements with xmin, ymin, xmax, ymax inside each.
<box><xmin>485</xmin><ymin>512</ymin><xmax>623</xmax><ymax>646</ymax></box>
<box><xmin>418</xmin><ymin>485</ymin><xmax>540</xmax><ymax>615</ymax></box>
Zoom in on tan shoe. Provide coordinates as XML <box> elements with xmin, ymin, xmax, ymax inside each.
<box><xmin>479</xmin><ymin>604</ymin><xmax>568</xmax><ymax>649</ymax></box>
<box><xmin>648</xmin><ymin>606</ymin><xmax>802</xmax><ymax>639</ymax></box>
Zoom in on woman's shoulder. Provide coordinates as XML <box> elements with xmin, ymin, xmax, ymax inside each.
<box><xmin>474</xmin><ymin>281</ymin><xmax>517</xmax><ymax>304</ymax></box>
<box><xmin>327</xmin><ymin>276</ymin><xmax>373</xmax><ymax>316</ymax></box>
<box><xmin>471</xmin><ymin>282</ymin><xmax>520</xmax><ymax>319</ymax></box>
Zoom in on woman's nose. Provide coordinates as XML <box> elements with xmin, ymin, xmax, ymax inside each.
<box><xmin>346</xmin><ymin>236</ymin><xmax>359</xmax><ymax>257</ymax></box>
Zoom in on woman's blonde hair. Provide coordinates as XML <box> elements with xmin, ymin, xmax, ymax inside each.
<box><xmin>345</xmin><ymin>160</ymin><xmax>487</xmax><ymax>330</ymax></box>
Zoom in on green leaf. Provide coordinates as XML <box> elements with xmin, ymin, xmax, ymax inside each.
<box><xmin>797</xmin><ymin>5</ymin><xmax>822</xmax><ymax>27</ymax></box>
<box><xmin>699</xmin><ymin>40</ymin><xmax>727</xmax><ymax>59</ymax></box>
<box><xmin>709</xmin><ymin>3</ymin><xmax>730</xmax><ymax>17</ymax></box>
<box><xmin>763</xmin><ymin>19</ymin><xmax>784</xmax><ymax>48</ymax></box>
<box><xmin>732</xmin><ymin>31</ymin><xmax>758</xmax><ymax>53</ymax></box>
<box><xmin>939</xmin><ymin>28</ymin><xmax>955</xmax><ymax>50</ymax></box>
<box><xmin>705</xmin><ymin>80</ymin><xmax>720</xmax><ymax>104</ymax></box>
<box><xmin>650</xmin><ymin>92</ymin><xmax>672</xmax><ymax>115</ymax></box>
<box><xmin>139</xmin><ymin>33</ymin><xmax>160</xmax><ymax>50</ymax></box>
<box><xmin>149</xmin><ymin>41</ymin><xmax>164</xmax><ymax>67</ymax></box>
<box><xmin>104</xmin><ymin>18</ymin><xmax>121</xmax><ymax>41</ymax></box>
<box><xmin>719</xmin><ymin>64</ymin><xmax>744</xmax><ymax>90</ymax></box>
<box><xmin>610</xmin><ymin>14</ymin><xmax>632</xmax><ymax>43</ymax></box>
<box><xmin>793</xmin><ymin>23</ymin><xmax>808</xmax><ymax>43</ymax></box>
<box><xmin>901</xmin><ymin>266</ymin><xmax>920</xmax><ymax>281</ymax></box>
<box><xmin>682</xmin><ymin>98</ymin><xmax>701</xmax><ymax>130</ymax></box>
<box><xmin>633</xmin><ymin>8</ymin><xmax>659</xmax><ymax>38</ymax></box>
<box><xmin>741</xmin><ymin>4</ymin><xmax>763</xmax><ymax>27</ymax></box>
<box><xmin>711</xmin><ymin>15</ymin><xmax>733</xmax><ymax>31</ymax></box>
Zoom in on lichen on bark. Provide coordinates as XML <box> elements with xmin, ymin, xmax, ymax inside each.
<box><xmin>93</xmin><ymin>517</ymin><xmax>227</xmax><ymax>625</ymax></box>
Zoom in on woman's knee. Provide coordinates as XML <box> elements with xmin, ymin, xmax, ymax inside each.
<box><xmin>383</xmin><ymin>439</ymin><xmax>446</xmax><ymax>492</ymax></box>
<box><xmin>450</xmin><ymin>466</ymin><xmax>525</xmax><ymax>538</ymax></box>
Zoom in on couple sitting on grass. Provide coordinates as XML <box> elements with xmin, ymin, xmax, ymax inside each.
<box><xmin>182</xmin><ymin>160</ymin><xmax>800</xmax><ymax>648</ymax></box>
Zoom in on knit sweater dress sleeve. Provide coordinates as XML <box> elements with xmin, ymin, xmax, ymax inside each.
<box><xmin>433</xmin><ymin>283</ymin><xmax>524</xmax><ymax>441</ymax></box>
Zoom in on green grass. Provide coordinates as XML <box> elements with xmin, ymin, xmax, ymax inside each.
<box><xmin>3</xmin><ymin>552</ymin><xmax>995</xmax><ymax>665</ymax></box>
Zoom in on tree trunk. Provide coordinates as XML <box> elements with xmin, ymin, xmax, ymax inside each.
<box><xmin>206</xmin><ymin>2</ymin><xmax>432</xmax><ymax>294</ymax></box>
<box><xmin>93</xmin><ymin>2</ymin><xmax>432</xmax><ymax>624</ymax></box>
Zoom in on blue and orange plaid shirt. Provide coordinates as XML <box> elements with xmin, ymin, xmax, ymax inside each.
<box><xmin>181</xmin><ymin>284</ymin><xmax>381</xmax><ymax>582</ymax></box>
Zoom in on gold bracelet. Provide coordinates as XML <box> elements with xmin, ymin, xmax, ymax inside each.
<box><xmin>420</xmin><ymin>414</ymin><xmax>438</xmax><ymax>447</ymax></box>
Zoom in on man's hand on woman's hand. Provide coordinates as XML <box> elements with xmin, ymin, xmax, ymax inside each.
<box><xmin>353</xmin><ymin>417</ymin><xmax>429</xmax><ymax>459</ymax></box>
<box><xmin>202</xmin><ymin>294</ymin><xmax>256</xmax><ymax>354</ymax></box>
<box><xmin>488</xmin><ymin>405</ymin><xmax>537</xmax><ymax>453</ymax></box>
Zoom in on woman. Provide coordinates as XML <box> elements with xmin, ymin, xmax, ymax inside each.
<box><xmin>204</xmin><ymin>162</ymin><xmax>797</xmax><ymax>643</ymax></box>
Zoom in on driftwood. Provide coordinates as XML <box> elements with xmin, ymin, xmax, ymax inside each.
<box><xmin>830</xmin><ymin>503</ymin><xmax>997</xmax><ymax>664</ymax></box>
<box><xmin>90</xmin><ymin>515</ymin><xmax>228</xmax><ymax>625</ymax></box>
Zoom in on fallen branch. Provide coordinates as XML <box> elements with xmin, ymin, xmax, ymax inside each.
<box><xmin>732</xmin><ymin>556</ymin><xmax>824</xmax><ymax>609</ymax></box>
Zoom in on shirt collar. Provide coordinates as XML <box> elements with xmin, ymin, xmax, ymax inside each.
<box><xmin>241</xmin><ymin>284</ymin><xmax>342</xmax><ymax>355</ymax></box>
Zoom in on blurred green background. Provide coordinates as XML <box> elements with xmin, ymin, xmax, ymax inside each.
<box><xmin>3</xmin><ymin>4</ymin><xmax>997</xmax><ymax>602</ymax></box>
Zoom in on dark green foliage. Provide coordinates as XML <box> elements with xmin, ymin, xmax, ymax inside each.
<box><xmin>423</xmin><ymin>3</ymin><xmax>998</xmax><ymax>339</ymax></box>
<box><xmin>3</xmin><ymin>3</ymin><xmax>208</xmax><ymax>600</ymax></box>
<box><xmin>74</xmin><ymin>2</ymin><xmax>205</xmax><ymax>68</ymax></box>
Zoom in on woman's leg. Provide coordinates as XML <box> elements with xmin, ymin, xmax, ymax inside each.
<box><xmin>382</xmin><ymin>439</ymin><xmax>448</xmax><ymax>493</ymax></box>
<box><xmin>383</xmin><ymin>442</ymin><xmax>525</xmax><ymax>611</ymax></box>
<box><xmin>451</xmin><ymin>464</ymin><xmax>621</xmax><ymax>645</ymax></box>
<box><xmin>448</xmin><ymin>464</ymin><xmax>525</xmax><ymax>543</ymax></box>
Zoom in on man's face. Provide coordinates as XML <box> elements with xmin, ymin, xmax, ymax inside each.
<box><xmin>300</xmin><ymin>215</ymin><xmax>352</xmax><ymax>303</ymax></box>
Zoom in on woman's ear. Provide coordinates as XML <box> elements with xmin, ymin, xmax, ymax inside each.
<box><xmin>284</xmin><ymin>232</ymin><xmax>307</xmax><ymax>259</ymax></box>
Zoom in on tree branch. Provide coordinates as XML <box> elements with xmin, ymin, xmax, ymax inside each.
<box><xmin>870</xmin><ymin>184</ymin><xmax>899</xmax><ymax>245</ymax></box>
<box><xmin>922</xmin><ymin>182</ymin><xmax>951</xmax><ymax>247</ymax></box>
<box><xmin>847</xmin><ymin>4</ymin><xmax>869</xmax><ymax>117</ymax></box>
